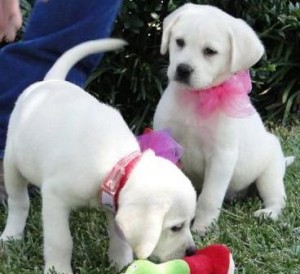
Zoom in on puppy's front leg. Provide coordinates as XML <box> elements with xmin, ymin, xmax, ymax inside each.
<box><xmin>107</xmin><ymin>212</ymin><xmax>133</xmax><ymax>271</ymax></box>
<box><xmin>42</xmin><ymin>185</ymin><xmax>73</xmax><ymax>274</ymax></box>
<box><xmin>192</xmin><ymin>148</ymin><xmax>238</xmax><ymax>235</ymax></box>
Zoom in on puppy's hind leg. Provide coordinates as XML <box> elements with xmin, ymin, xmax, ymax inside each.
<box><xmin>254</xmin><ymin>147</ymin><xmax>286</xmax><ymax>220</ymax></box>
<box><xmin>107</xmin><ymin>212</ymin><xmax>133</xmax><ymax>271</ymax></box>
<box><xmin>0</xmin><ymin>160</ymin><xmax>30</xmax><ymax>241</ymax></box>
<box><xmin>42</xmin><ymin>184</ymin><xmax>73</xmax><ymax>274</ymax></box>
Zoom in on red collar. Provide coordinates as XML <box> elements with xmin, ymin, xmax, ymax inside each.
<box><xmin>100</xmin><ymin>151</ymin><xmax>141</xmax><ymax>212</ymax></box>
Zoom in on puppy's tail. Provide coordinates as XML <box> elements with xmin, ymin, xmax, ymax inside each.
<box><xmin>285</xmin><ymin>156</ymin><xmax>295</xmax><ymax>167</ymax></box>
<box><xmin>44</xmin><ymin>38</ymin><xmax>127</xmax><ymax>81</ymax></box>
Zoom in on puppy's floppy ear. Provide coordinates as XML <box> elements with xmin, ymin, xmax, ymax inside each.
<box><xmin>160</xmin><ymin>3</ymin><xmax>196</xmax><ymax>55</ymax></box>
<box><xmin>116</xmin><ymin>198</ymin><xmax>170</xmax><ymax>259</ymax></box>
<box><xmin>228</xmin><ymin>18</ymin><xmax>264</xmax><ymax>73</ymax></box>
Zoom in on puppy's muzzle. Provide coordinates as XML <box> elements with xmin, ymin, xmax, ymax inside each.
<box><xmin>175</xmin><ymin>63</ymin><xmax>194</xmax><ymax>84</ymax></box>
<box><xmin>185</xmin><ymin>245</ymin><xmax>196</xmax><ymax>256</ymax></box>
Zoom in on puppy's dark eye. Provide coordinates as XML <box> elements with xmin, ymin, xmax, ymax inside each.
<box><xmin>203</xmin><ymin>47</ymin><xmax>217</xmax><ymax>56</ymax></box>
<box><xmin>176</xmin><ymin>38</ymin><xmax>185</xmax><ymax>48</ymax></box>
<box><xmin>171</xmin><ymin>224</ymin><xmax>184</xmax><ymax>232</ymax></box>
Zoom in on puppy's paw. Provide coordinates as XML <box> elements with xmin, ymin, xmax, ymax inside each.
<box><xmin>44</xmin><ymin>264</ymin><xmax>73</xmax><ymax>274</ymax></box>
<box><xmin>0</xmin><ymin>232</ymin><xmax>23</xmax><ymax>242</ymax></box>
<box><xmin>191</xmin><ymin>222</ymin><xmax>209</xmax><ymax>236</ymax></box>
<box><xmin>109</xmin><ymin>257</ymin><xmax>132</xmax><ymax>272</ymax></box>
<box><xmin>192</xmin><ymin>207</ymin><xmax>219</xmax><ymax>236</ymax></box>
<box><xmin>108</xmin><ymin>247</ymin><xmax>133</xmax><ymax>271</ymax></box>
<box><xmin>253</xmin><ymin>208</ymin><xmax>280</xmax><ymax>220</ymax></box>
<box><xmin>192</xmin><ymin>217</ymin><xmax>217</xmax><ymax>236</ymax></box>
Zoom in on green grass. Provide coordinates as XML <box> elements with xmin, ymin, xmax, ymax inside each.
<box><xmin>0</xmin><ymin>126</ymin><xmax>299</xmax><ymax>274</ymax></box>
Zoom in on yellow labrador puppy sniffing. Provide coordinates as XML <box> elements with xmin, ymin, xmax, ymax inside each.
<box><xmin>154</xmin><ymin>4</ymin><xmax>294</xmax><ymax>235</ymax></box>
<box><xmin>0</xmin><ymin>39</ymin><xmax>197</xmax><ymax>274</ymax></box>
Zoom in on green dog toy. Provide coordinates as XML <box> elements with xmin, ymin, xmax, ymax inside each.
<box><xmin>125</xmin><ymin>259</ymin><xmax>189</xmax><ymax>274</ymax></box>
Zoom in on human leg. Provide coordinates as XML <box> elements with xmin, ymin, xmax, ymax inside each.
<box><xmin>0</xmin><ymin>0</ymin><xmax>123</xmax><ymax>200</ymax></box>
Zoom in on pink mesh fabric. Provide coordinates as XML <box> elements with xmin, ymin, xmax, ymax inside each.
<box><xmin>188</xmin><ymin>70</ymin><xmax>256</xmax><ymax>118</ymax></box>
<box><xmin>137</xmin><ymin>129</ymin><xmax>183</xmax><ymax>165</ymax></box>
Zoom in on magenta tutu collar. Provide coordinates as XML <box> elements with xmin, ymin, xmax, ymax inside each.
<box><xmin>187</xmin><ymin>70</ymin><xmax>256</xmax><ymax>118</ymax></box>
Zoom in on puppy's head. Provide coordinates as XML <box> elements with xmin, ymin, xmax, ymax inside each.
<box><xmin>161</xmin><ymin>4</ymin><xmax>264</xmax><ymax>89</ymax></box>
<box><xmin>116</xmin><ymin>150</ymin><xmax>196</xmax><ymax>262</ymax></box>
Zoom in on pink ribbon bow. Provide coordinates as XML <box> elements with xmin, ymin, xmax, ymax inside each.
<box><xmin>189</xmin><ymin>70</ymin><xmax>256</xmax><ymax>118</ymax></box>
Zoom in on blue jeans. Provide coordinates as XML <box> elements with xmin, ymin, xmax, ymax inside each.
<box><xmin>0</xmin><ymin>0</ymin><xmax>123</xmax><ymax>159</ymax></box>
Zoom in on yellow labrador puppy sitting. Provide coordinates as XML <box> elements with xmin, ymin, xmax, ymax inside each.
<box><xmin>1</xmin><ymin>39</ymin><xmax>197</xmax><ymax>274</ymax></box>
<box><xmin>154</xmin><ymin>4</ymin><xmax>294</xmax><ymax>234</ymax></box>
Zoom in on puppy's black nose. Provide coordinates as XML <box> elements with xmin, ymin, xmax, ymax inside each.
<box><xmin>176</xmin><ymin>63</ymin><xmax>193</xmax><ymax>82</ymax></box>
<box><xmin>185</xmin><ymin>245</ymin><xmax>196</xmax><ymax>256</ymax></box>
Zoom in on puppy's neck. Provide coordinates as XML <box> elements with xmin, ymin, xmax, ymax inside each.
<box><xmin>177</xmin><ymin>70</ymin><xmax>256</xmax><ymax>119</ymax></box>
<box><xmin>100</xmin><ymin>151</ymin><xmax>141</xmax><ymax>212</ymax></box>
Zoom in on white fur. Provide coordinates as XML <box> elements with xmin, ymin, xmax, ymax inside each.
<box><xmin>228</xmin><ymin>254</ymin><xmax>235</xmax><ymax>274</ymax></box>
<box><xmin>1</xmin><ymin>39</ymin><xmax>197</xmax><ymax>273</ymax></box>
<box><xmin>154</xmin><ymin>4</ymin><xmax>292</xmax><ymax>234</ymax></box>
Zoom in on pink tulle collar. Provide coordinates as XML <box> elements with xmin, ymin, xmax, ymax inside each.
<box><xmin>184</xmin><ymin>70</ymin><xmax>256</xmax><ymax>118</ymax></box>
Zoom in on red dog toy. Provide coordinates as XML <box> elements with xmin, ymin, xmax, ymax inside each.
<box><xmin>125</xmin><ymin>244</ymin><xmax>235</xmax><ymax>274</ymax></box>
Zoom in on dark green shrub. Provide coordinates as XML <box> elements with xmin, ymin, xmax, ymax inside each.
<box><xmin>87</xmin><ymin>0</ymin><xmax>300</xmax><ymax>130</ymax></box>
<box><xmin>202</xmin><ymin>0</ymin><xmax>300</xmax><ymax>125</ymax></box>
<box><xmin>86</xmin><ymin>0</ymin><xmax>167</xmax><ymax>133</ymax></box>
<box><xmin>8</xmin><ymin>0</ymin><xmax>300</xmax><ymax>131</ymax></box>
